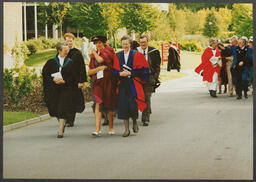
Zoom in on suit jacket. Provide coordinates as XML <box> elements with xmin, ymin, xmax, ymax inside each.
<box><xmin>147</xmin><ymin>46</ymin><xmax>161</xmax><ymax>90</ymax></box>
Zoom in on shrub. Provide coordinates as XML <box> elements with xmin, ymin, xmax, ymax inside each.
<box><xmin>4</xmin><ymin>65</ymin><xmax>38</xmax><ymax>106</ymax></box>
<box><xmin>4</xmin><ymin>66</ymin><xmax>92</xmax><ymax>113</ymax></box>
<box><xmin>180</xmin><ymin>40</ymin><xmax>202</xmax><ymax>52</ymax></box>
<box><xmin>26</xmin><ymin>43</ymin><xmax>37</xmax><ymax>55</ymax></box>
<box><xmin>11</xmin><ymin>41</ymin><xmax>30</xmax><ymax>67</ymax></box>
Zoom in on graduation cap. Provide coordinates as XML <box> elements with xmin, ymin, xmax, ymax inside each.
<box><xmin>91</xmin><ymin>36</ymin><xmax>107</xmax><ymax>43</ymax></box>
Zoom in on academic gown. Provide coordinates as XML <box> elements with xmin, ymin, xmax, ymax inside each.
<box><xmin>67</xmin><ymin>48</ymin><xmax>87</xmax><ymax>83</ymax></box>
<box><xmin>195</xmin><ymin>47</ymin><xmax>221</xmax><ymax>82</ymax></box>
<box><xmin>89</xmin><ymin>46</ymin><xmax>118</xmax><ymax>111</ymax></box>
<box><xmin>167</xmin><ymin>46</ymin><xmax>181</xmax><ymax>72</ymax></box>
<box><xmin>113</xmin><ymin>50</ymin><xmax>150</xmax><ymax>120</ymax></box>
<box><xmin>42</xmin><ymin>54</ymin><xmax>85</xmax><ymax>119</ymax></box>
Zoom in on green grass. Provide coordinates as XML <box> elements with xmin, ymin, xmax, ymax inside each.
<box><xmin>159</xmin><ymin>50</ymin><xmax>202</xmax><ymax>82</ymax></box>
<box><xmin>3</xmin><ymin>111</ymin><xmax>40</xmax><ymax>126</ymax></box>
<box><xmin>25</xmin><ymin>49</ymin><xmax>57</xmax><ymax>67</ymax></box>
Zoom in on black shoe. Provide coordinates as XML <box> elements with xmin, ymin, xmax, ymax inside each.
<box><xmin>142</xmin><ymin>121</ymin><xmax>149</xmax><ymax>126</ymax></box>
<box><xmin>57</xmin><ymin>131</ymin><xmax>63</xmax><ymax>138</ymax></box>
<box><xmin>210</xmin><ymin>90</ymin><xmax>217</xmax><ymax>97</ymax></box>
<box><xmin>237</xmin><ymin>96</ymin><xmax>242</xmax><ymax>99</ymax></box>
<box><xmin>133</xmin><ymin>125</ymin><xmax>139</xmax><ymax>133</ymax></box>
<box><xmin>57</xmin><ymin>134</ymin><xmax>63</xmax><ymax>138</ymax></box>
<box><xmin>244</xmin><ymin>94</ymin><xmax>248</xmax><ymax>98</ymax></box>
<box><xmin>122</xmin><ymin>130</ymin><xmax>130</xmax><ymax>137</ymax></box>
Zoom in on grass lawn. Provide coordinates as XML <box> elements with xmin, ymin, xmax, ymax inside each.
<box><xmin>3</xmin><ymin>111</ymin><xmax>40</xmax><ymax>126</ymax></box>
<box><xmin>25</xmin><ymin>49</ymin><xmax>57</xmax><ymax>67</ymax></box>
<box><xmin>159</xmin><ymin>50</ymin><xmax>202</xmax><ymax>82</ymax></box>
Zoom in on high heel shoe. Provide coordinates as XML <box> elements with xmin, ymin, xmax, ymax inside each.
<box><xmin>57</xmin><ymin>134</ymin><xmax>63</xmax><ymax>138</ymax></box>
<box><xmin>57</xmin><ymin>131</ymin><xmax>63</xmax><ymax>138</ymax></box>
<box><xmin>122</xmin><ymin>130</ymin><xmax>130</xmax><ymax>137</ymax></box>
<box><xmin>108</xmin><ymin>131</ymin><xmax>115</xmax><ymax>135</ymax></box>
<box><xmin>92</xmin><ymin>131</ymin><xmax>102</xmax><ymax>136</ymax></box>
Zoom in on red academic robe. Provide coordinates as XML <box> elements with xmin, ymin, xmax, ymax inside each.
<box><xmin>195</xmin><ymin>47</ymin><xmax>221</xmax><ymax>82</ymax></box>
<box><xmin>113</xmin><ymin>50</ymin><xmax>150</xmax><ymax>112</ymax></box>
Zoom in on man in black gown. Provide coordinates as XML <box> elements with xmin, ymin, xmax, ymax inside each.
<box><xmin>64</xmin><ymin>33</ymin><xmax>87</xmax><ymax>127</ymax></box>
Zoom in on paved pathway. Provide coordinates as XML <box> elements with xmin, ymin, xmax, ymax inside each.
<box><xmin>3</xmin><ymin>69</ymin><xmax>253</xmax><ymax>180</ymax></box>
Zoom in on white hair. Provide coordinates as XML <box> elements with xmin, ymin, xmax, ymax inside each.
<box><xmin>209</xmin><ymin>38</ymin><xmax>217</xmax><ymax>46</ymax></box>
<box><xmin>240</xmin><ymin>36</ymin><xmax>248</xmax><ymax>44</ymax></box>
<box><xmin>229</xmin><ymin>35</ymin><xmax>238</xmax><ymax>43</ymax></box>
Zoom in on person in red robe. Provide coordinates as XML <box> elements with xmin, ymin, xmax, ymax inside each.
<box><xmin>88</xmin><ymin>36</ymin><xmax>118</xmax><ymax>136</ymax></box>
<box><xmin>195</xmin><ymin>38</ymin><xmax>221</xmax><ymax>97</ymax></box>
<box><xmin>113</xmin><ymin>35</ymin><xmax>149</xmax><ymax>137</ymax></box>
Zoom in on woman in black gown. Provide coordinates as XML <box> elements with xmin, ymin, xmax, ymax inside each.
<box><xmin>42</xmin><ymin>41</ymin><xmax>85</xmax><ymax>138</ymax></box>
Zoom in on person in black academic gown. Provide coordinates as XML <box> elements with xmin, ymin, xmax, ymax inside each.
<box><xmin>42</xmin><ymin>41</ymin><xmax>85</xmax><ymax>138</ymax></box>
<box><xmin>167</xmin><ymin>42</ymin><xmax>181</xmax><ymax>72</ymax></box>
<box><xmin>64</xmin><ymin>33</ymin><xmax>87</xmax><ymax>127</ymax></box>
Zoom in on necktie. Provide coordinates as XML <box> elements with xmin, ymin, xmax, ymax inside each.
<box><xmin>143</xmin><ymin>50</ymin><xmax>146</xmax><ymax>56</ymax></box>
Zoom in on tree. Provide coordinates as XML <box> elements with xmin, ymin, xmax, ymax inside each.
<box><xmin>231</xmin><ymin>4</ymin><xmax>253</xmax><ymax>38</ymax></box>
<box><xmin>203</xmin><ymin>12</ymin><xmax>219</xmax><ymax>38</ymax></box>
<box><xmin>100</xmin><ymin>3</ymin><xmax>123</xmax><ymax>50</ymax></box>
<box><xmin>167</xmin><ymin>4</ymin><xmax>186</xmax><ymax>41</ymax></box>
<box><xmin>214</xmin><ymin>7</ymin><xmax>232</xmax><ymax>39</ymax></box>
<box><xmin>176</xmin><ymin>3</ymin><xmax>233</xmax><ymax>12</ymax></box>
<box><xmin>63</xmin><ymin>3</ymin><xmax>108</xmax><ymax>39</ymax></box>
<box><xmin>119</xmin><ymin>3</ymin><xmax>158</xmax><ymax>35</ymax></box>
<box><xmin>150</xmin><ymin>11</ymin><xmax>175</xmax><ymax>42</ymax></box>
<box><xmin>38</xmin><ymin>2</ymin><xmax>71</xmax><ymax>37</ymax></box>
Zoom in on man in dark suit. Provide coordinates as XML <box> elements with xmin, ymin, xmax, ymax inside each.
<box><xmin>138</xmin><ymin>35</ymin><xmax>161</xmax><ymax>126</ymax></box>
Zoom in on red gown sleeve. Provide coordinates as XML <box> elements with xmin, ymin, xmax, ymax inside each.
<box><xmin>133</xmin><ymin>51</ymin><xmax>149</xmax><ymax>69</ymax></box>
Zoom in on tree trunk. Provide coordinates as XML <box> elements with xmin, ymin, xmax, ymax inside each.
<box><xmin>112</xmin><ymin>31</ymin><xmax>117</xmax><ymax>51</ymax></box>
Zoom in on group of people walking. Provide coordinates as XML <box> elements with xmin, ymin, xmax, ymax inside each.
<box><xmin>195</xmin><ymin>35</ymin><xmax>253</xmax><ymax>99</ymax></box>
<box><xmin>42</xmin><ymin>33</ymin><xmax>161</xmax><ymax>138</ymax></box>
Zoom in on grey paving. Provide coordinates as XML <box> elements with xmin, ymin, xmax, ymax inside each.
<box><xmin>3</xmin><ymin>69</ymin><xmax>253</xmax><ymax>180</ymax></box>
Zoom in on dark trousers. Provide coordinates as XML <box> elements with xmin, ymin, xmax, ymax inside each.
<box><xmin>235</xmin><ymin>68</ymin><xmax>248</xmax><ymax>97</ymax></box>
<box><xmin>142</xmin><ymin>83</ymin><xmax>152</xmax><ymax>122</ymax></box>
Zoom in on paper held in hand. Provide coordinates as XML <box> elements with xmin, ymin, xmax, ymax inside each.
<box><xmin>51</xmin><ymin>72</ymin><xmax>63</xmax><ymax>79</ymax></box>
<box><xmin>97</xmin><ymin>70</ymin><xmax>104</xmax><ymax>79</ymax></box>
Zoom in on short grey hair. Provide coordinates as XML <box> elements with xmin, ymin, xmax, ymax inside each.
<box><xmin>139</xmin><ymin>35</ymin><xmax>149</xmax><ymax>42</ymax></box>
<box><xmin>209</xmin><ymin>38</ymin><xmax>217</xmax><ymax>46</ymax></box>
<box><xmin>56</xmin><ymin>41</ymin><xmax>68</xmax><ymax>52</ymax></box>
<box><xmin>121</xmin><ymin>35</ymin><xmax>133</xmax><ymax>45</ymax></box>
<box><xmin>230</xmin><ymin>35</ymin><xmax>238</xmax><ymax>43</ymax></box>
<box><xmin>240</xmin><ymin>36</ymin><xmax>248</xmax><ymax>44</ymax></box>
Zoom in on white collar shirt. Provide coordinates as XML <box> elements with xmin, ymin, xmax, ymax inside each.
<box><xmin>138</xmin><ymin>46</ymin><xmax>148</xmax><ymax>61</ymax></box>
<box><xmin>209</xmin><ymin>46</ymin><xmax>217</xmax><ymax>56</ymax></box>
<box><xmin>124</xmin><ymin>50</ymin><xmax>130</xmax><ymax>65</ymax></box>
<box><xmin>58</xmin><ymin>55</ymin><xmax>65</xmax><ymax>71</ymax></box>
